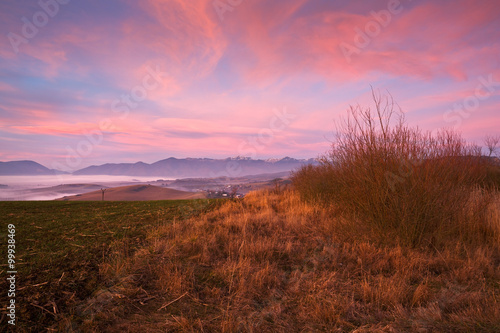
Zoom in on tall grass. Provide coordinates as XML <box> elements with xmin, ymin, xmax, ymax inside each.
<box><xmin>293</xmin><ymin>91</ymin><xmax>495</xmax><ymax>247</ymax></box>
<box><xmin>81</xmin><ymin>190</ymin><xmax>500</xmax><ymax>332</ymax></box>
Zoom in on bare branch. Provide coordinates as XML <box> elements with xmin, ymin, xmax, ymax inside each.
<box><xmin>484</xmin><ymin>135</ymin><xmax>500</xmax><ymax>157</ymax></box>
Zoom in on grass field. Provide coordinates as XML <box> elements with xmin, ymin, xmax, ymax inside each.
<box><xmin>0</xmin><ymin>199</ymin><xmax>219</xmax><ymax>332</ymax></box>
<box><xmin>1</xmin><ymin>190</ymin><xmax>499</xmax><ymax>332</ymax></box>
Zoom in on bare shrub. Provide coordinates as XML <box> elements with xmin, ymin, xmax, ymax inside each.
<box><xmin>293</xmin><ymin>90</ymin><xmax>493</xmax><ymax>247</ymax></box>
<box><xmin>484</xmin><ymin>135</ymin><xmax>500</xmax><ymax>157</ymax></box>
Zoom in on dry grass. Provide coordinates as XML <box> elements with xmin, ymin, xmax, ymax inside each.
<box><xmin>78</xmin><ymin>189</ymin><xmax>500</xmax><ymax>332</ymax></box>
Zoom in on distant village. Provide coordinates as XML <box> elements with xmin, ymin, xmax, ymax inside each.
<box><xmin>205</xmin><ymin>185</ymin><xmax>245</xmax><ymax>199</ymax></box>
<box><xmin>204</xmin><ymin>178</ymin><xmax>293</xmax><ymax>199</ymax></box>
<box><xmin>154</xmin><ymin>176</ymin><xmax>293</xmax><ymax>199</ymax></box>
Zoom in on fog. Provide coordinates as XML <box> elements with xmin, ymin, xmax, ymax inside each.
<box><xmin>0</xmin><ymin>175</ymin><xmax>169</xmax><ymax>201</ymax></box>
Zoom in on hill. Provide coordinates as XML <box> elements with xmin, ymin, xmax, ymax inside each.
<box><xmin>0</xmin><ymin>157</ymin><xmax>316</xmax><ymax>177</ymax></box>
<box><xmin>7</xmin><ymin>190</ymin><xmax>498</xmax><ymax>331</ymax></box>
<box><xmin>1</xmin><ymin>190</ymin><xmax>499</xmax><ymax>331</ymax></box>
<box><xmin>55</xmin><ymin>184</ymin><xmax>206</xmax><ymax>201</ymax></box>
<box><xmin>0</xmin><ymin>160</ymin><xmax>66</xmax><ymax>175</ymax></box>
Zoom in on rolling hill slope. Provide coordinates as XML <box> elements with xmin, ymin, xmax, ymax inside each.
<box><xmin>56</xmin><ymin>184</ymin><xmax>206</xmax><ymax>201</ymax></box>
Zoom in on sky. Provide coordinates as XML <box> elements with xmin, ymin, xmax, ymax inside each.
<box><xmin>0</xmin><ymin>0</ymin><xmax>499</xmax><ymax>171</ymax></box>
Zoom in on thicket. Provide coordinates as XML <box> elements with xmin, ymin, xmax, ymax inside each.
<box><xmin>293</xmin><ymin>91</ymin><xmax>499</xmax><ymax>247</ymax></box>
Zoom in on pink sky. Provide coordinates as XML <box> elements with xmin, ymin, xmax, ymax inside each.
<box><xmin>0</xmin><ymin>0</ymin><xmax>499</xmax><ymax>171</ymax></box>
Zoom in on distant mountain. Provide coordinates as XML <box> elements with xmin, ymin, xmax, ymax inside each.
<box><xmin>73</xmin><ymin>157</ymin><xmax>318</xmax><ymax>177</ymax></box>
<box><xmin>0</xmin><ymin>160</ymin><xmax>67</xmax><ymax>175</ymax></box>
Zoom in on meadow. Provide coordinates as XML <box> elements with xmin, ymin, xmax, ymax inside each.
<box><xmin>1</xmin><ymin>189</ymin><xmax>499</xmax><ymax>332</ymax></box>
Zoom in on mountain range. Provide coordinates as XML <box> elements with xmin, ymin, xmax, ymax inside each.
<box><xmin>0</xmin><ymin>157</ymin><xmax>318</xmax><ymax>177</ymax></box>
<box><xmin>0</xmin><ymin>160</ymin><xmax>67</xmax><ymax>176</ymax></box>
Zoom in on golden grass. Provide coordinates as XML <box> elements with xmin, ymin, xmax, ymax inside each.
<box><xmin>78</xmin><ymin>189</ymin><xmax>500</xmax><ymax>332</ymax></box>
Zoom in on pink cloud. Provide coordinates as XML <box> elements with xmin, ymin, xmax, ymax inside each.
<box><xmin>153</xmin><ymin>117</ymin><xmax>259</xmax><ymax>136</ymax></box>
<box><xmin>5</xmin><ymin>0</ymin><xmax>497</xmax><ymax>94</ymax></box>
<box><xmin>9</xmin><ymin>121</ymin><xmax>102</xmax><ymax>136</ymax></box>
<box><xmin>1</xmin><ymin>0</ymin><xmax>498</xmax><ymax>164</ymax></box>
<box><xmin>0</xmin><ymin>82</ymin><xmax>17</xmax><ymax>93</ymax></box>
<box><xmin>211</xmin><ymin>0</ymin><xmax>500</xmax><ymax>85</ymax></box>
<box><xmin>1</xmin><ymin>0</ymin><xmax>225</xmax><ymax>93</ymax></box>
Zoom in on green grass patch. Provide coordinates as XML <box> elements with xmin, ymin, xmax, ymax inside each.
<box><xmin>0</xmin><ymin>199</ymin><xmax>219</xmax><ymax>331</ymax></box>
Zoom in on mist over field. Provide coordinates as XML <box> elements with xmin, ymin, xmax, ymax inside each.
<box><xmin>0</xmin><ymin>175</ymin><xmax>165</xmax><ymax>200</ymax></box>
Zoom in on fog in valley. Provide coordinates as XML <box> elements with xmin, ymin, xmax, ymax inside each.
<box><xmin>0</xmin><ymin>175</ymin><xmax>167</xmax><ymax>201</ymax></box>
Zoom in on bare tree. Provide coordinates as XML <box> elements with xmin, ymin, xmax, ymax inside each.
<box><xmin>101</xmin><ymin>188</ymin><xmax>107</xmax><ymax>201</ymax></box>
<box><xmin>484</xmin><ymin>135</ymin><xmax>500</xmax><ymax>157</ymax></box>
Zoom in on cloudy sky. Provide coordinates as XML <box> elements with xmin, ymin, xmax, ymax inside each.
<box><xmin>1</xmin><ymin>0</ymin><xmax>499</xmax><ymax>171</ymax></box>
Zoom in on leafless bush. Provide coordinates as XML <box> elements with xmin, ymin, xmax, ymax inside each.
<box><xmin>293</xmin><ymin>90</ymin><xmax>494</xmax><ymax>247</ymax></box>
<box><xmin>484</xmin><ymin>135</ymin><xmax>500</xmax><ymax>157</ymax></box>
